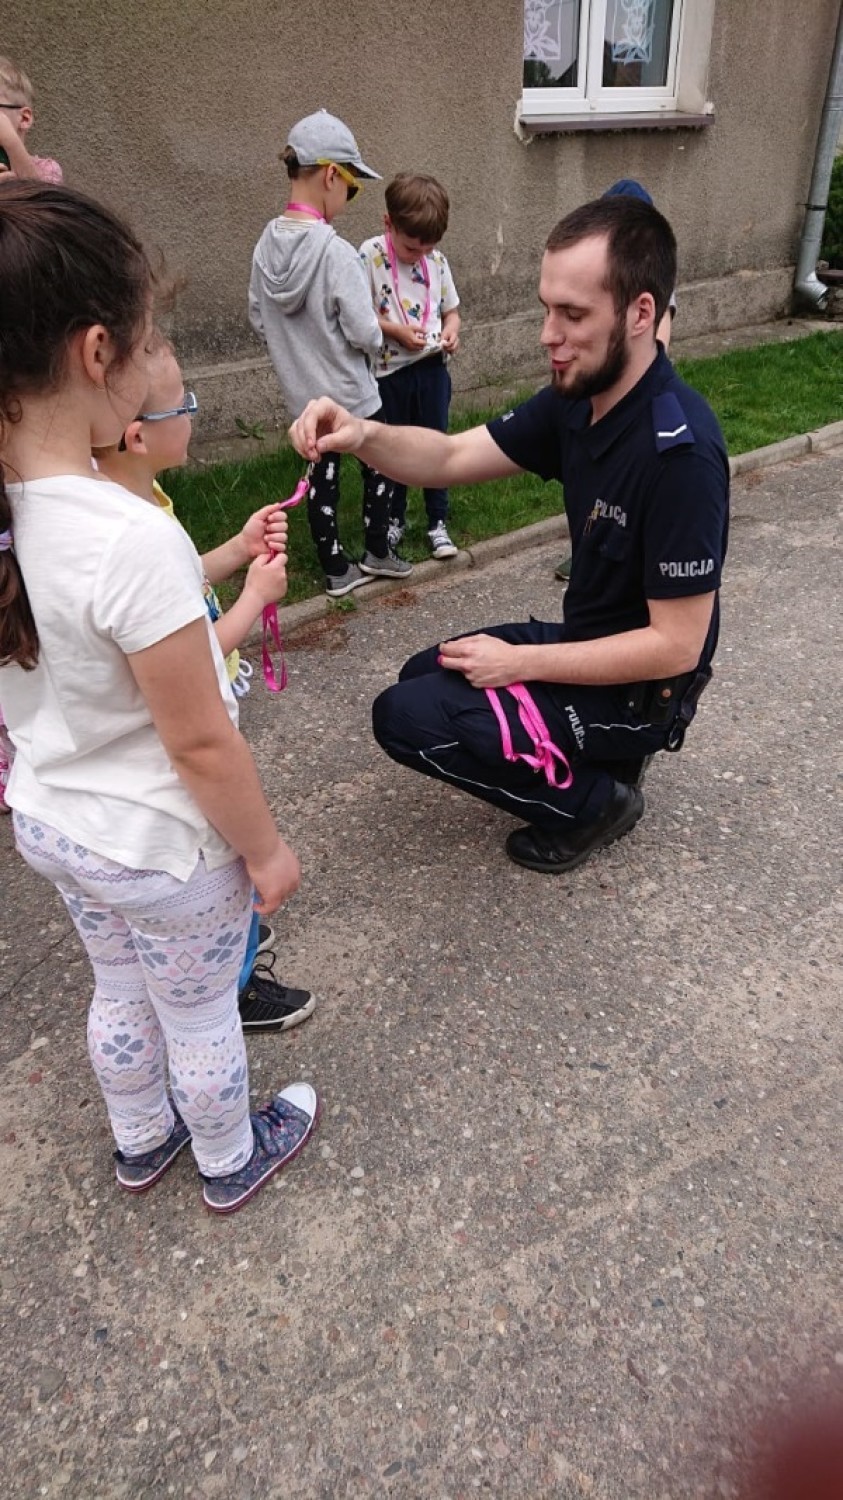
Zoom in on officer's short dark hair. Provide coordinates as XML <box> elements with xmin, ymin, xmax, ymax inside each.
<box><xmin>546</xmin><ymin>197</ymin><xmax>677</xmax><ymax>327</ymax></box>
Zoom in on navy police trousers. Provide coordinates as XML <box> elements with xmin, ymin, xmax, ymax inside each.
<box><xmin>372</xmin><ymin>620</ymin><xmax>673</xmax><ymax>831</ymax></box>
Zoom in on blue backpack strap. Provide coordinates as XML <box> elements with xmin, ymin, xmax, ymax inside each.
<box><xmin>652</xmin><ymin>391</ymin><xmax>695</xmax><ymax>452</ymax></box>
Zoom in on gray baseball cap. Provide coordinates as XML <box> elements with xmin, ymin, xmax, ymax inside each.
<box><xmin>286</xmin><ymin>110</ymin><xmax>381</xmax><ymax>180</ymax></box>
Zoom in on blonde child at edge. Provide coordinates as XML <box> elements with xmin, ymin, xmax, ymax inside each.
<box><xmin>94</xmin><ymin>337</ymin><xmax>316</xmax><ymax>1036</ymax></box>
<box><xmin>0</xmin><ymin>178</ymin><xmax>317</xmax><ymax>1215</ymax></box>
<box><xmin>0</xmin><ymin>57</ymin><xmax>62</xmax><ymax>811</ymax></box>
<box><xmin>0</xmin><ymin>55</ymin><xmax>63</xmax><ymax>183</ymax></box>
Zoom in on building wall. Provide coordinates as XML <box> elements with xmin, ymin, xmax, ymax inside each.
<box><xmin>7</xmin><ymin>0</ymin><xmax>838</xmax><ymax>435</ymax></box>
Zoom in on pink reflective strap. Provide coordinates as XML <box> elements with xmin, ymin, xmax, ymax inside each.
<box><xmin>285</xmin><ymin>203</ymin><xmax>327</xmax><ymax>221</ymax></box>
<box><xmin>384</xmin><ymin>232</ymin><xmax>431</xmax><ymax>329</ymax></box>
<box><xmin>261</xmin><ymin>603</ymin><xmax>287</xmax><ymax>692</ymax></box>
<box><xmin>277</xmin><ymin>476</ymin><xmax>310</xmax><ymax>512</ymax></box>
<box><xmin>261</xmin><ymin>474</ymin><xmax>311</xmax><ymax>693</ymax></box>
<box><xmin>486</xmin><ymin>686</ymin><xmax>514</xmax><ymax>760</ymax></box>
<box><xmin>485</xmin><ymin>684</ymin><xmax>574</xmax><ymax>790</ymax></box>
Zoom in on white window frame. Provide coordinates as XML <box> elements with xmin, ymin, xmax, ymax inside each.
<box><xmin>520</xmin><ymin>0</ymin><xmax>716</xmax><ymax>127</ymax></box>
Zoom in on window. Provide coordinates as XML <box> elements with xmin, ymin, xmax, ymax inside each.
<box><xmin>521</xmin><ymin>0</ymin><xmax>715</xmax><ymax>128</ymax></box>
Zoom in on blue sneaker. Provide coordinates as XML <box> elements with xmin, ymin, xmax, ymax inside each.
<box><xmin>201</xmin><ymin>1084</ymin><xmax>318</xmax><ymax>1215</ymax></box>
<box><xmin>114</xmin><ymin>1108</ymin><xmax>191</xmax><ymax>1192</ymax></box>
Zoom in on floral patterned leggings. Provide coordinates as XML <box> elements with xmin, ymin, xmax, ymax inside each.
<box><xmin>13</xmin><ymin>812</ymin><xmax>255</xmax><ymax>1177</ymax></box>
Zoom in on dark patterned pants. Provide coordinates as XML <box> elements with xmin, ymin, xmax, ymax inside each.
<box><xmin>307</xmin><ymin>440</ymin><xmax>393</xmax><ymax>576</ymax></box>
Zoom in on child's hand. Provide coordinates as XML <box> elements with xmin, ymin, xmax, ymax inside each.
<box><xmin>263</xmin><ymin>504</ymin><xmax>291</xmax><ymax>556</ymax></box>
<box><xmin>440</xmin><ymin>327</ymin><xmax>460</xmax><ymax>353</ymax></box>
<box><xmin>248</xmin><ymin>837</ymin><xmax>301</xmax><ymax>914</ymax></box>
<box><xmin>244</xmin><ymin>550</ymin><xmax>288</xmax><ymax>606</ymax></box>
<box><xmin>396</xmin><ymin>325</ymin><xmax>428</xmax><ymax>352</ymax></box>
<box><xmin>240</xmin><ymin>504</ymin><xmax>288</xmax><ymax>560</ymax></box>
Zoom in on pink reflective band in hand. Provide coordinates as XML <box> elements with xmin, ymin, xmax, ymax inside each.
<box><xmin>275</xmin><ymin>475</ymin><xmax>310</xmax><ymax>512</ymax></box>
<box><xmin>261</xmin><ymin>473</ymin><xmax>310</xmax><ymax>693</ymax></box>
<box><xmin>261</xmin><ymin>603</ymin><xmax>287</xmax><ymax>692</ymax></box>
<box><xmin>384</xmin><ymin>232</ymin><xmax>431</xmax><ymax>330</ymax></box>
<box><xmin>485</xmin><ymin>684</ymin><xmax>573</xmax><ymax>789</ymax></box>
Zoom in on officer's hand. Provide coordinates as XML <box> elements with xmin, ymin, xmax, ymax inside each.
<box><xmin>438</xmin><ymin>633</ymin><xmax>520</xmax><ymax>688</ymax></box>
<box><xmin>289</xmin><ymin>397</ymin><xmax>364</xmax><ymax>461</ymax></box>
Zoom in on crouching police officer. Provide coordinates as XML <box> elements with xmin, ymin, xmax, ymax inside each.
<box><xmin>289</xmin><ymin>195</ymin><xmax>729</xmax><ymax>874</ymax></box>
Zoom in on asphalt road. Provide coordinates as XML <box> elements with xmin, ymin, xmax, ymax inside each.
<box><xmin>0</xmin><ymin>447</ymin><xmax>841</xmax><ymax>1499</ymax></box>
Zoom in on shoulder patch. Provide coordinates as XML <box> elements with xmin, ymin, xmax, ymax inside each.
<box><xmin>652</xmin><ymin>391</ymin><xmax>695</xmax><ymax>452</ymax></box>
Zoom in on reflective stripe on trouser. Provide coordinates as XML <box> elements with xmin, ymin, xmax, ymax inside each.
<box><xmin>13</xmin><ymin>812</ymin><xmax>255</xmax><ymax>1177</ymax></box>
<box><xmin>372</xmin><ymin>622</ymin><xmax>669</xmax><ymax>830</ymax></box>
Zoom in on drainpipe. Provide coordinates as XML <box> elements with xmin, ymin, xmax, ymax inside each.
<box><xmin>794</xmin><ymin>1</ymin><xmax>843</xmax><ymax>310</ymax></box>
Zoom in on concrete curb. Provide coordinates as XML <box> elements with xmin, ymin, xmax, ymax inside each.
<box><xmin>249</xmin><ymin>418</ymin><xmax>843</xmax><ymax>649</ymax></box>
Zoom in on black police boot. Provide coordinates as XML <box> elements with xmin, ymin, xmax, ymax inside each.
<box><xmin>597</xmin><ymin>753</ymin><xmax>654</xmax><ymax>787</ymax></box>
<box><xmin>505</xmin><ymin>781</ymin><xmax>644</xmax><ymax>874</ymax></box>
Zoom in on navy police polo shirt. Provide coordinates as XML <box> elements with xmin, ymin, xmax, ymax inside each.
<box><xmin>487</xmin><ymin>349</ymin><xmax>729</xmax><ymax>670</ymax></box>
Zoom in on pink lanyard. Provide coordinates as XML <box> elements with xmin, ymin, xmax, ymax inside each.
<box><xmin>383</xmin><ymin>232</ymin><xmax>431</xmax><ymax>329</ymax></box>
<box><xmin>261</xmin><ymin>469</ymin><xmax>311</xmax><ymax>692</ymax></box>
<box><xmin>285</xmin><ymin>203</ymin><xmax>326</xmax><ymax>221</ymax></box>
<box><xmin>485</xmin><ymin>684</ymin><xmax>574</xmax><ymax>789</ymax></box>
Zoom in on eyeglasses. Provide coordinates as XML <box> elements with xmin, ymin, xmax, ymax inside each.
<box><xmin>117</xmin><ymin>390</ymin><xmax>198</xmax><ymax>450</ymax></box>
<box><xmin>316</xmin><ymin>160</ymin><xmax>360</xmax><ymax>202</ymax></box>
<box><xmin>0</xmin><ymin>102</ymin><xmax>26</xmax><ymax>110</ymax></box>
<box><xmin>140</xmin><ymin>389</ymin><xmax>198</xmax><ymax>423</ymax></box>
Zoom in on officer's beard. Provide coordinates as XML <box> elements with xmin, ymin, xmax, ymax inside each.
<box><xmin>552</xmin><ymin>310</ymin><xmax>629</xmax><ymax>402</ymax></box>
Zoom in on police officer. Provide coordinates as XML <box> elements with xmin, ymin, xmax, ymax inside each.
<box><xmin>290</xmin><ymin>195</ymin><xmax>729</xmax><ymax>874</ymax></box>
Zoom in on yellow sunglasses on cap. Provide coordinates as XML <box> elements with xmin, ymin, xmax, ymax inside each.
<box><xmin>316</xmin><ymin>159</ymin><xmax>361</xmax><ymax>201</ymax></box>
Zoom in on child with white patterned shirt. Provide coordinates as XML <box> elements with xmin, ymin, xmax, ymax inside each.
<box><xmin>359</xmin><ymin>173</ymin><xmax>461</xmax><ymax>560</ymax></box>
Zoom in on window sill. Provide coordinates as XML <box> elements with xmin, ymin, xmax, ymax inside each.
<box><xmin>518</xmin><ymin>111</ymin><xmax>714</xmax><ymax>135</ymax></box>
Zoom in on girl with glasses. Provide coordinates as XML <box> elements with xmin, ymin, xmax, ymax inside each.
<box><xmin>94</xmin><ymin>336</ymin><xmax>316</xmax><ymax>1038</ymax></box>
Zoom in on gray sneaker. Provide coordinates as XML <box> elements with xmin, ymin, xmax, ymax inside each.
<box><xmin>359</xmin><ymin>550</ymin><xmax>413</xmax><ymax>579</ymax></box>
<box><xmin>387</xmin><ymin>522</ymin><xmax>405</xmax><ymax>551</ymax></box>
<box><xmin>324</xmin><ymin>563</ymin><xmax>373</xmax><ymax>598</ymax></box>
<box><xmin>427</xmin><ymin>522</ymin><xmax>458</xmax><ymax>559</ymax></box>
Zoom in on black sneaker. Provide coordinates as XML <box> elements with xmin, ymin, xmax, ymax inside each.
<box><xmin>238</xmin><ymin>954</ymin><xmax>316</xmax><ymax>1032</ymax></box>
<box><xmin>505</xmin><ymin>781</ymin><xmax>644</xmax><ymax>874</ymax></box>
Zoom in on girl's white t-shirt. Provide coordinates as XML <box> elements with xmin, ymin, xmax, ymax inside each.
<box><xmin>0</xmin><ymin>473</ymin><xmax>238</xmax><ymax>880</ymax></box>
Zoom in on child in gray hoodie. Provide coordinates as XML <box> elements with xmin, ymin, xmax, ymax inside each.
<box><xmin>250</xmin><ymin>110</ymin><xmax>412</xmax><ymax>597</ymax></box>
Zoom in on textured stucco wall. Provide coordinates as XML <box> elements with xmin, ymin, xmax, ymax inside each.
<box><xmin>5</xmin><ymin>0</ymin><xmax>838</xmax><ymax>433</ymax></box>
